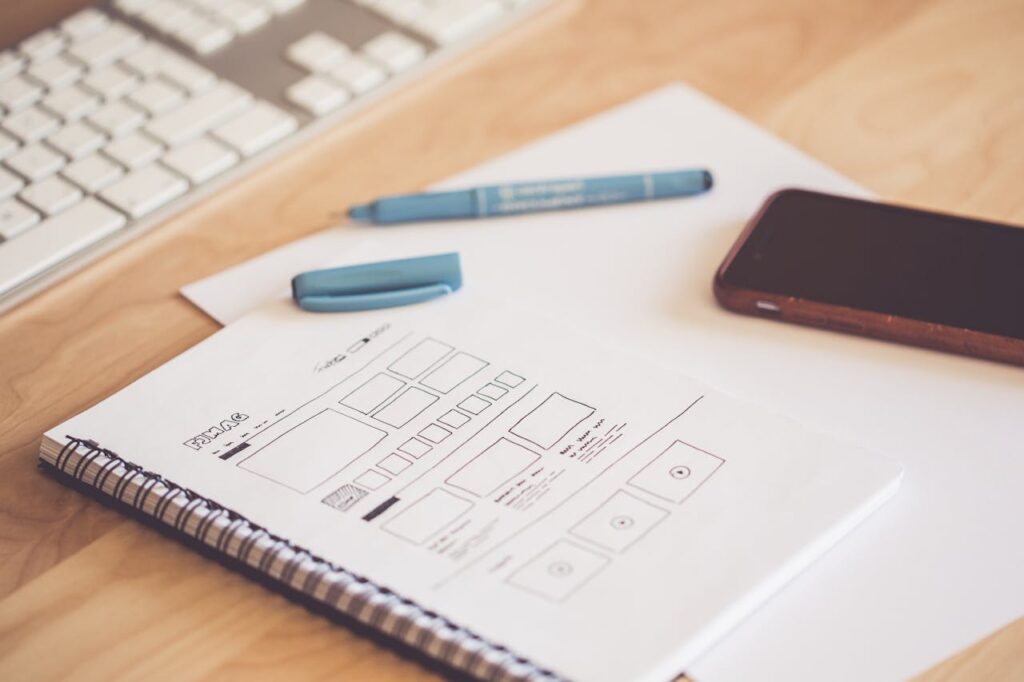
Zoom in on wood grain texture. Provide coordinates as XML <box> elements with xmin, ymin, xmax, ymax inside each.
<box><xmin>0</xmin><ymin>0</ymin><xmax>1021</xmax><ymax>680</ymax></box>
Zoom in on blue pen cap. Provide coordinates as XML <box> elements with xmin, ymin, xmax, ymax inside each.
<box><xmin>292</xmin><ymin>252</ymin><xmax>462</xmax><ymax>312</ymax></box>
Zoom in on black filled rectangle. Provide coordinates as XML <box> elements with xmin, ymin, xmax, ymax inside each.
<box><xmin>373</xmin><ymin>387</ymin><xmax>438</xmax><ymax>428</ymax></box>
<box><xmin>446</xmin><ymin>438</ymin><xmax>540</xmax><ymax>497</ymax></box>
<box><xmin>239</xmin><ymin>409</ymin><xmax>386</xmax><ymax>493</ymax></box>
<box><xmin>389</xmin><ymin>338</ymin><xmax>453</xmax><ymax>379</ymax></box>
<box><xmin>420</xmin><ymin>352</ymin><xmax>488</xmax><ymax>393</ymax></box>
<box><xmin>510</xmin><ymin>392</ymin><xmax>595</xmax><ymax>449</ymax></box>
<box><xmin>340</xmin><ymin>373</ymin><xmax>404</xmax><ymax>414</ymax></box>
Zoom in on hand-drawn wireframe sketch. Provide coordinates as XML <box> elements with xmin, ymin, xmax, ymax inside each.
<box><xmin>509</xmin><ymin>392</ymin><xmax>595</xmax><ymax>449</ymax></box>
<box><xmin>398</xmin><ymin>438</ymin><xmax>432</xmax><ymax>458</ymax></box>
<box><xmin>458</xmin><ymin>395</ymin><xmax>490</xmax><ymax>415</ymax></box>
<box><xmin>437</xmin><ymin>409</ymin><xmax>471</xmax><ymax>429</ymax></box>
<box><xmin>507</xmin><ymin>539</ymin><xmax>610</xmax><ymax>602</ymax></box>
<box><xmin>478</xmin><ymin>383</ymin><xmax>509</xmax><ymax>400</ymax></box>
<box><xmin>321</xmin><ymin>483</ymin><xmax>369</xmax><ymax>512</ymax></box>
<box><xmin>383</xmin><ymin>488</ymin><xmax>473</xmax><ymax>544</ymax></box>
<box><xmin>372</xmin><ymin>386</ymin><xmax>438</xmax><ymax>427</ymax></box>
<box><xmin>339</xmin><ymin>372</ymin><xmax>405</xmax><ymax>414</ymax></box>
<box><xmin>388</xmin><ymin>337</ymin><xmax>453</xmax><ymax>379</ymax></box>
<box><xmin>494</xmin><ymin>370</ymin><xmax>525</xmax><ymax>388</ymax></box>
<box><xmin>355</xmin><ymin>469</ymin><xmax>390</xmax><ymax>491</ymax></box>
<box><xmin>627</xmin><ymin>440</ymin><xmax>725</xmax><ymax>504</ymax></box>
<box><xmin>378</xmin><ymin>453</ymin><xmax>412</xmax><ymax>475</ymax></box>
<box><xmin>418</xmin><ymin>423</ymin><xmax>452</xmax><ymax>444</ymax></box>
<box><xmin>420</xmin><ymin>352</ymin><xmax>488</xmax><ymax>393</ymax></box>
<box><xmin>569</xmin><ymin>490</ymin><xmax>669</xmax><ymax>552</ymax></box>
<box><xmin>445</xmin><ymin>438</ymin><xmax>541</xmax><ymax>497</ymax></box>
<box><xmin>238</xmin><ymin>408</ymin><xmax>386</xmax><ymax>493</ymax></box>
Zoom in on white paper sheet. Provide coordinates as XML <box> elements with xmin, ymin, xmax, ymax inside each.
<box><xmin>181</xmin><ymin>84</ymin><xmax>1024</xmax><ymax>681</ymax></box>
<box><xmin>50</xmin><ymin>293</ymin><xmax>900</xmax><ymax>682</ymax></box>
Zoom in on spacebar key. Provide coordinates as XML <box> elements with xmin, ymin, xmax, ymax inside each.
<box><xmin>0</xmin><ymin>198</ymin><xmax>127</xmax><ymax>295</ymax></box>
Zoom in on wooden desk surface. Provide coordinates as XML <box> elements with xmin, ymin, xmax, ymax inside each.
<box><xmin>1</xmin><ymin>0</ymin><xmax>1022</xmax><ymax>679</ymax></box>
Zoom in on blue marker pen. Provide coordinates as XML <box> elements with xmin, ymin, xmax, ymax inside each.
<box><xmin>347</xmin><ymin>169</ymin><xmax>713</xmax><ymax>225</ymax></box>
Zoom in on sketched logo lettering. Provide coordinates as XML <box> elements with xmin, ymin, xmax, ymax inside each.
<box><xmin>183</xmin><ymin>412</ymin><xmax>249</xmax><ymax>451</ymax></box>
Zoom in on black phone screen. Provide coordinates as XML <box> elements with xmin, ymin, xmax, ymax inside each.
<box><xmin>720</xmin><ymin>190</ymin><xmax>1024</xmax><ymax>340</ymax></box>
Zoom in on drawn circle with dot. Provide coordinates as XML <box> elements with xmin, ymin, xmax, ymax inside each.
<box><xmin>670</xmin><ymin>465</ymin><xmax>691</xmax><ymax>479</ymax></box>
<box><xmin>548</xmin><ymin>560</ymin><xmax>574</xmax><ymax>577</ymax></box>
<box><xmin>610</xmin><ymin>515</ymin><xmax>634</xmax><ymax>530</ymax></box>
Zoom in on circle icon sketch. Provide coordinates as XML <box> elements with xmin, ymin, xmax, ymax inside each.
<box><xmin>548</xmin><ymin>560</ymin><xmax>574</xmax><ymax>577</ymax></box>
<box><xmin>669</xmin><ymin>465</ymin><xmax>691</xmax><ymax>479</ymax></box>
<box><xmin>610</xmin><ymin>515</ymin><xmax>635</xmax><ymax>530</ymax></box>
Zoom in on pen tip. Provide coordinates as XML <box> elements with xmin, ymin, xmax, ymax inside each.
<box><xmin>702</xmin><ymin>170</ymin><xmax>714</xmax><ymax>191</ymax></box>
<box><xmin>348</xmin><ymin>204</ymin><xmax>371</xmax><ymax>222</ymax></box>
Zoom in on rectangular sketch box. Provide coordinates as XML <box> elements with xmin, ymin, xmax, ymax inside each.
<box><xmin>340</xmin><ymin>373</ymin><xmax>404</xmax><ymax>414</ymax></box>
<box><xmin>458</xmin><ymin>395</ymin><xmax>490</xmax><ymax>415</ymax></box>
<box><xmin>627</xmin><ymin>440</ymin><xmax>725</xmax><ymax>504</ymax></box>
<box><xmin>420</xmin><ymin>352</ymin><xmax>488</xmax><ymax>393</ymax></box>
<box><xmin>569</xmin><ymin>490</ymin><xmax>669</xmax><ymax>553</ymax></box>
<box><xmin>373</xmin><ymin>387</ymin><xmax>438</xmax><ymax>428</ymax></box>
<box><xmin>509</xmin><ymin>392</ymin><xmax>595</xmax><ymax>449</ymax></box>
<box><xmin>383</xmin><ymin>488</ymin><xmax>472</xmax><ymax>544</ymax></box>
<box><xmin>478</xmin><ymin>383</ymin><xmax>508</xmax><ymax>400</ymax></box>
<box><xmin>418</xmin><ymin>424</ymin><xmax>452</xmax><ymax>444</ymax></box>
<box><xmin>446</xmin><ymin>438</ymin><xmax>540</xmax><ymax>497</ymax></box>
<box><xmin>378</xmin><ymin>453</ymin><xmax>412</xmax><ymax>475</ymax></box>
<box><xmin>438</xmin><ymin>409</ymin><xmax>471</xmax><ymax>429</ymax></box>
<box><xmin>239</xmin><ymin>409</ymin><xmax>386</xmax><ymax>493</ymax></box>
<box><xmin>507</xmin><ymin>540</ymin><xmax>609</xmax><ymax>602</ymax></box>
<box><xmin>389</xmin><ymin>338</ymin><xmax>453</xmax><ymax>379</ymax></box>
<box><xmin>355</xmin><ymin>469</ymin><xmax>390</xmax><ymax>490</ymax></box>
<box><xmin>398</xmin><ymin>438</ymin><xmax>432</xmax><ymax>458</ymax></box>
<box><xmin>495</xmin><ymin>371</ymin><xmax>525</xmax><ymax>388</ymax></box>
<box><xmin>321</xmin><ymin>483</ymin><xmax>369</xmax><ymax>512</ymax></box>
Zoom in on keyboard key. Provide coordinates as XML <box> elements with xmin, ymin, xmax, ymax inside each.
<box><xmin>137</xmin><ymin>1</ymin><xmax>198</xmax><ymax>35</ymax></box>
<box><xmin>211</xmin><ymin>1</ymin><xmax>271</xmax><ymax>35</ymax></box>
<box><xmin>82</xmin><ymin>64</ymin><xmax>140</xmax><ymax>100</ymax></box>
<box><xmin>128</xmin><ymin>78</ymin><xmax>185</xmax><ymax>115</ymax></box>
<box><xmin>123</xmin><ymin>46</ymin><xmax>216</xmax><ymax>94</ymax></box>
<box><xmin>99</xmin><ymin>163</ymin><xmax>187</xmax><ymax>218</ymax></box>
<box><xmin>61</xmin><ymin>8</ymin><xmax>111</xmax><ymax>41</ymax></box>
<box><xmin>162</xmin><ymin>135</ymin><xmax>238</xmax><ymax>184</ymax></box>
<box><xmin>19</xmin><ymin>175</ymin><xmax>83</xmax><ymax>216</ymax></box>
<box><xmin>42</xmin><ymin>84</ymin><xmax>101</xmax><ymax>122</ymax></box>
<box><xmin>258</xmin><ymin>0</ymin><xmax>306</xmax><ymax>14</ymax></box>
<box><xmin>113</xmin><ymin>0</ymin><xmax>150</xmax><ymax>15</ymax></box>
<box><xmin>0</xmin><ymin>198</ymin><xmax>40</xmax><ymax>240</ymax></box>
<box><xmin>0</xmin><ymin>51</ymin><xmax>26</xmax><ymax>80</ymax></box>
<box><xmin>4</xmin><ymin>142</ymin><xmax>65</xmax><ymax>181</ymax></box>
<box><xmin>67</xmin><ymin>23</ymin><xmax>143</xmax><ymax>68</ymax></box>
<box><xmin>47</xmin><ymin>121</ymin><xmax>106</xmax><ymax>159</ymax></box>
<box><xmin>0</xmin><ymin>166</ymin><xmax>25</xmax><ymax>200</ymax></box>
<box><xmin>104</xmin><ymin>131</ymin><xmax>163</xmax><ymax>169</ymax></box>
<box><xmin>0</xmin><ymin>131</ymin><xmax>17</xmax><ymax>162</ymax></box>
<box><xmin>87</xmin><ymin>100</ymin><xmax>146</xmax><ymax>137</ymax></box>
<box><xmin>0</xmin><ymin>75</ymin><xmax>44</xmax><ymax>112</ymax></box>
<box><xmin>286</xmin><ymin>75</ymin><xmax>348</xmax><ymax>116</ymax></box>
<box><xmin>146</xmin><ymin>82</ymin><xmax>251</xmax><ymax>146</ymax></box>
<box><xmin>0</xmin><ymin>198</ymin><xmax>126</xmax><ymax>294</ymax></box>
<box><xmin>19</xmin><ymin>28</ymin><xmax>66</xmax><ymax>61</ymax></box>
<box><xmin>3</xmin><ymin>106</ymin><xmax>61</xmax><ymax>144</ymax></box>
<box><xmin>329</xmin><ymin>55</ymin><xmax>387</xmax><ymax>95</ymax></box>
<box><xmin>287</xmin><ymin>32</ymin><xmax>350</xmax><ymax>72</ymax></box>
<box><xmin>26</xmin><ymin>54</ymin><xmax>84</xmax><ymax>90</ymax></box>
<box><xmin>212</xmin><ymin>101</ymin><xmax>297</xmax><ymax>156</ymax></box>
<box><xmin>373</xmin><ymin>0</ymin><xmax>426</xmax><ymax>24</ymax></box>
<box><xmin>362</xmin><ymin>31</ymin><xmax>425</xmax><ymax>74</ymax></box>
<box><xmin>174</xmin><ymin>16</ymin><xmax>233</xmax><ymax>55</ymax></box>
<box><xmin>62</xmin><ymin>153</ymin><xmax>124</xmax><ymax>192</ymax></box>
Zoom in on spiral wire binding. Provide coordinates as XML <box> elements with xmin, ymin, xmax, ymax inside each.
<box><xmin>51</xmin><ymin>436</ymin><xmax>564</xmax><ymax>682</ymax></box>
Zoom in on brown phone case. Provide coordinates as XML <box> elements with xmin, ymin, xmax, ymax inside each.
<box><xmin>713</xmin><ymin>190</ymin><xmax>1024</xmax><ymax>367</ymax></box>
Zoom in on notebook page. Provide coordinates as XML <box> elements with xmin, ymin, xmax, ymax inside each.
<box><xmin>49</xmin><ymin>294</ymin><xmax>900</xmax><ymax>682</ymax></box>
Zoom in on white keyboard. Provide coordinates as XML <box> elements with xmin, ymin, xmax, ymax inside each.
<box><xmin>0</xmin><ymin>0</ymin><xmax>551</xmax><ymax>312</ymax></box>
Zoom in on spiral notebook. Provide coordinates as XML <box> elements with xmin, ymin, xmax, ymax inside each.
<box><xmin>40</xmin><ymin>294</ymin><xmax>901</xmax><ymax>681</ymax></box>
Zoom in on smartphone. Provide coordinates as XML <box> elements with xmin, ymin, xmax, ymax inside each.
<box><xmin>714</xmin><ymin>189</ymin><xmax>1024</xmax><ymax>366</ymax></box>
